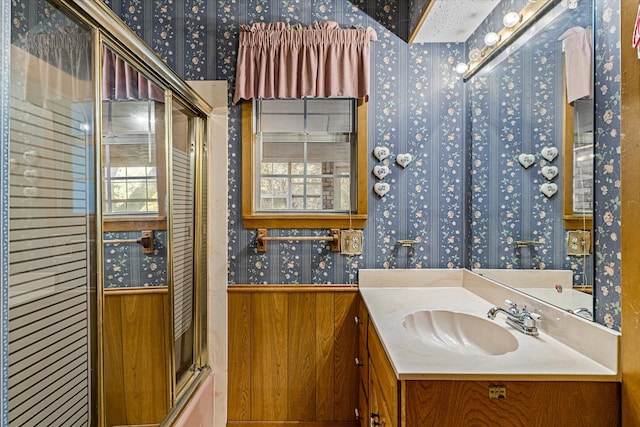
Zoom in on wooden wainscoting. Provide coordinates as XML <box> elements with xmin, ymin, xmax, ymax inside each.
<box><xmin>104</xmin><ymin>287</ymin><xmax>170</xmax><ymax>427</ymax></box>
<box><xmin>228</xmin><ymin>286</ymin><xmax>360</xmax><ymax>427</ymax></box>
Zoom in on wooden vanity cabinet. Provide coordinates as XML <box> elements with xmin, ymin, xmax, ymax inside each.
<box><xmin>357</xmin><ymin>298</ymin><xmax>621</xmax><ymax>427</ymax></box>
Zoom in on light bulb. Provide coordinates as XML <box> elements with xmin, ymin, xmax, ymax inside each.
<box><xmin>455</xmin><ymin>62</ymin><xmax>469</xmax><ymax>74</ymax></box>
<box><xmin>468</xmin><ymin>48</ymin><xmax>481</xmax><ymax>62</ymax></box>
<box><xmin>484</xmin><ymin>32</ymin><xmax>500</xmax><ymax>47</ymax></box>
<box><xmin>503</xmin><ymin>12</ymin><xmax>521</xmax><ymax>28</ymax></box>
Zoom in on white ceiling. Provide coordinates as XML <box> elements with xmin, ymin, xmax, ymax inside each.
<box><xmin>411</xmin><ymin>0</ymin><xmax>501</xmax><ymax>43</ymax></box>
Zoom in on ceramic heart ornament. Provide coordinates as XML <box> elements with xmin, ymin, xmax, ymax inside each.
<box><xmin>373</xmin><ymin>165</ymin><xmax>391</xmax><ymax>180</ymax></box>
<box><xmin>541</xmin><ymin>146</ymin><xmax>559</xmax><ymax>162</ymax></box>
<box><xmin>518</xmin><ymin>153</ymin><xmax>535</xmax><ymax>169</ymax></box>
<box><xmin>540</xmin><ymin>183</ymin><xmax>558</xmax><ymax>198</ymax></box>
<box><xmin>374</xmin><ymin>182</ymin><xmax>390</xmax><ymax>197</ymax></box>
<box><xmin>373</xmin><ymin>146</ymin><xmax>391</xmax><ymax>161</ymax></box>
<box><xmin>396</xmin><ymin>153</ymin><xmax>413</xmax><ymax>168</ymax></box>
<box><xmin>541</xmin><ymin>165</ymin><xmax>559</xmax><ymax>181</ymax></box>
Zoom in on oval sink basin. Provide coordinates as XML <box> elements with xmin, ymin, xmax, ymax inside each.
<box><xmin>402</xmin><ymin>310</ymin><xmax>519</xmax><ymax>356</ymax></box>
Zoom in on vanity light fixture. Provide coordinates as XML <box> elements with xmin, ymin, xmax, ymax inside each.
<box><xmin>463</xmin><ymin>0</ymin><xmax>556</xmax><ymax>82</ymax></box>
<box><xmin>503</xmin><ymin>11</ymin><xmax>522</xmax><ymax>28</ymax></box>
<box><xmin>484</xmin><ymin>31</ymin><xmax>501</xmax><ymax>47</ymax></box>
<box><xmin>455</xmin><ymin>62</ymin><xmax>470</xmax><ymax>74</ymax></box>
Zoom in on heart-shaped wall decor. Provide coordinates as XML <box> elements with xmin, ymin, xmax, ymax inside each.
<box><xmin>373</xmin><ymin>146</ymin><xmax>391</xmax><ymax>161</ymax></box>
<box><xmin>374</xmin><ymin>182</ymin><xmax>390</xmax><ymax>197</ymax></box>
<box><xmin>396</xmin><ymin>153</ymin><xmax>413</xmax><ymax>168</ymax></box>
<box><xmin>540</xmin><ymin>183</ymin><xmax>558</xmax><ymax>198</ymax></box>
<box><xmin>373</xmin><ymin>165</ymin><xmax>391</xmax><ymax>180</ymax></box>
<box><xmin>541</xmin><ymin>146</ymin><xmax>559</xmax><ymax>162</ymax></box>
<box><xmin>518</xmin><ymin>153</ymin><xmax>535</xmax><ymax>169</ymax></box>
<box><xmin>541</xmin><ymin>165</ymin><xmax>559</xmax><ymax>181</ymax></box>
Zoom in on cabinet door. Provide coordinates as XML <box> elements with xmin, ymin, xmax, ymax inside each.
<box><xmin>356</xmin><ymin>297</ymin><xmax>369</xmax><ymax>398</ymax></box>
<box><xmin>357</xmin><ymin>380</ymin><xmax>368</xmax><ymax>427</ymax></box>
<box><xmin>368</xmin><ymin>364</ymin><xmax>381</xmax><ymax>427</ymax></box>
<box><xmin>369</xmin><ymin>360</ymin><xmax>398</xmax><ymax>427</ymax></box>
<box><xmin>368</xmin><ymin>322</ymin><xmax>398</xmax><ymax>424</ymax></box>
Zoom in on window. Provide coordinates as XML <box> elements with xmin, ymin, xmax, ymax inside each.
<box><xmin>102</xmin><ymin>100</ymin><xmax>163</xmax><ymax>216</ymax></box>
<box><xmin>242</xmin><ymin>98</ymin><xmax>368</xmax><ymax>229</ymax></box>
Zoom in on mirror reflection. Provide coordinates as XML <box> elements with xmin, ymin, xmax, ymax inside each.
<box><xmin>468</xmin><ymin>0</ymin><xmax>594</xmax><ymax>318</ymax></box>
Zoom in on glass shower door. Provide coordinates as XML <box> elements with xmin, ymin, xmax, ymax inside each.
<box><xmin>8</xmin><ymin>3</ymin><xmax>96</xmax><ymax>426</ymax></box>
<box><xmin>170</xmin><ymin>100</ymin><xmax>197</xmax><ymax>392</ymax></box>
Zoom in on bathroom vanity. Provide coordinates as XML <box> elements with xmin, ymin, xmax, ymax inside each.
<box><xmin>356</xmin><ymin>269</ymin><xmax>620</xmax><ymax>427</ymax></box>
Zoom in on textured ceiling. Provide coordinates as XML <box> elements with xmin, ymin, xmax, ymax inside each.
<box><xmin>412</xmin><ymin>0</ymin><xmax>501</xmax><ymax>43</ymax></box>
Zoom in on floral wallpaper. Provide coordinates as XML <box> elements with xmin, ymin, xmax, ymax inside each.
<box><xmin>102</xmin><ymin>0</ymin><xmax>468</xmax><ymax>284</ymax></box>
<box><xmin>468</xmin><ymin>2</ymin><xmax>592</xmax><ymax>276</ymax></box>
<box><xmin>100</xmin><ymin>0</ymin><xmax>620</xmax><ymax>328</ymax></box>
<box><xmin>593</xmin><ymin>0</ymin><xmax>621</xmax><ymax>330</ymax></box>
<box><xmin>103</xmin><ymin>231</ymin><xmax>167</xmax><ymax>288</ymax></box>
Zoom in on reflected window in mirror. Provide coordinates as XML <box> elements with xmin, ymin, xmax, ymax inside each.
<box><xmin>101</xmin><ymin>44</ymin><xmax>167</xmax><ymax>231</ymax></box>
<box><xmin>563</xmin><ymin>96</ymin><xmax>594</xmax><ymax>230</ymax></box>
<box><xmin>102</xmin><ymin>100</ymin><xmax>163</xmax><ymax>214</ymax></box>
<box><xmin>242</xmin><ymin>98</ymin><xmax>368</xmax><ymax>229</ymax></box>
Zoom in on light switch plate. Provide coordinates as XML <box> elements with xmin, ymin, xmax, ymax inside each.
<box><xmin>341</xmin><ymin>230</ymin><xmax>363</xmax><ymax>255</ymax></box>
<box><xmin>567</xmin><ymin>230</ymin><xmax>591</xmax><ymax>256</ymax></box>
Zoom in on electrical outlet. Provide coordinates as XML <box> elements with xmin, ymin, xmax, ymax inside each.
<box><xmin>488</xmin><ymin>385</ymin><xmax>506</xmax><ymax>399</ymax></box>
<box><xmin>567</xmin><ymin>230</ymin><xmax>591</xmax><ymax>256</ymax></box>
<box><xmin>341</xmin><ymin>230</ymin><xmax>363</xmax><ymax>255</ymax></box>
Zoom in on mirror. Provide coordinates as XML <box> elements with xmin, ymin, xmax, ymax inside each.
<box><xmin>468</xmin><ymin>0</ymin><xmax>594</xmax><ymax>319</ymax></box>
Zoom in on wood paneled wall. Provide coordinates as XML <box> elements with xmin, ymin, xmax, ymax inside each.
<box><xmin>228</xmin><ymin>286</ymin><xmax>359</xmax><ymax>427</ymax></box>
<box><xmin>103</xmin><ymin>287</ymin><xmax>170</xmax><ymax>427</ymax></box>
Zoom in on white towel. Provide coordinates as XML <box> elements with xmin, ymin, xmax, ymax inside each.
<box><xmin>558</xmin><ymin>27</ymin><xmax>593</xmax><ymax>104</ymax></box>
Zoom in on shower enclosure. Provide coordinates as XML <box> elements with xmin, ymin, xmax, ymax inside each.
<box><xmin>7</xmin><ymin>0</ymin><xmax>210</xmax><ymax>425</ymax></box>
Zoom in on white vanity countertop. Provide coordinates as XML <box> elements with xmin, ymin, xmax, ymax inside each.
<box><xmin>359</xmin><ymin>269</ymin><xmax>619</xmax><ymax>382</ymax></box>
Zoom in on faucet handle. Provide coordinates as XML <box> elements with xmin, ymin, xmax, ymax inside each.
<box><xmin>527</xmin><ymin>312</ymin><xmax>542</xmax><ymax>321</ymax></box>
<box><xmin>505</xmin><ymin>299</ymin><xmax>519</xmax><ymax>314</ymax></box>
<box><xmin>521</xmin><ymin>310</ymin><xmax>542</xmax><ymax>328</ymax></box>
<box><xmin>520</xmin><ymin>305</ymin><xmax>541</xmax><ymax>319</ymax></box>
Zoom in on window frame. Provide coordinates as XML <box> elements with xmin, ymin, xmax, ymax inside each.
<box><xmin>242</xmin><ymin>98</ymin><xmax>368</xmax><ymax>229</ymax></box>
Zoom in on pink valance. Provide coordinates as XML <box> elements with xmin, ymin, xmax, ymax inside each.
<box><xmin>233</xmin><ymin>21</ymin><xmax>377</xmax><ymax>103</ymax></box>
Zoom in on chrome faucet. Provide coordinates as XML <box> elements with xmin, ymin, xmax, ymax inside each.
<box><xmin>487</xmin><ymin>300</ymin><xmax>542</xmax><ymax>336</ymax></box>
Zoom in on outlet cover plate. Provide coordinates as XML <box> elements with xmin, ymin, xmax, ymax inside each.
<box><xmin>567</xmin><ymin>230</ymin><xmax>591</xmax><ymax>256</ymax></box>
<box><xmin>488</xmin><ymin>385</ymin><xmax>506</xmax><ymax>399</ymax></box>
<box><xmin>341</xmin><ymin>230</ymin><xmax>363</xmax><ymax>255</ymax></box>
